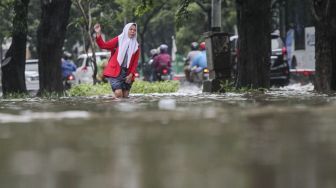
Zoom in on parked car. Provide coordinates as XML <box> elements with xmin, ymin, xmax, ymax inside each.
<box><xmin>230</xmin><ymin>33</ymin><xmax>290</xmax><ymax>86</ymax></box>
<box><xmin>73</xmin><ymin>51</ymin><xmax>110</xmax><ymax>84</ymax></box>
<box><xmin>25</xmin><ymin>59</ymin><xmax>39</xmax><ymax>91</ymax></box>
<box><xmin>270</xmin><ymin>32</ymin><xmax>290</xmax><ymax>86</ymax></box>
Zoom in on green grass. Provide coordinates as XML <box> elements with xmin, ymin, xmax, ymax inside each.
<box><xmin>220</xmin><ymin>80</ymin><xmax>267</xmax><ymax>93</ymax></box>
<box><xmin>67</xmin><ymin>80</ymin><xmax>180</xmax><ymax>97</ymax></box>
<box><xmin>1</xmin><ymin>92</ymin><xmax>30</xmax><ymax>99</ymax></box>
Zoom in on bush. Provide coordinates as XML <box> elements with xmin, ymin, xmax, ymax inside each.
<box><xmin>68</xmin><ymin>80</ymin><xmax>180</xmax><ymax>96</ymax></box>
<box><xmin>67</xmin><ymin>83</ymin><xmax>111</xmax><ymax>97</ymax></box>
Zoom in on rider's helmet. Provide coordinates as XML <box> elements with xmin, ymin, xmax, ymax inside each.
<box><xmin>199</xmin><ymin>42</ymin><xmax>206</xmax><ymax>51</ymax></box>
<box><xmin>191</xmin><ymin>42</ymin><xmax>199</xmax><ymax>50</ymax></box>
<box><xmin>150</xmin><ymin>48</ymin><xmax>159</xmax><ymax>57</ymax></box>
<box><xmin>159</xmin><ymin>44</ymin><xmax>168</xmax><ymax>53</ymax></box>
<box><xmin>63</xmin><ymin>51</ymin><xmax>72</xmax><ymax>60</ymax></box>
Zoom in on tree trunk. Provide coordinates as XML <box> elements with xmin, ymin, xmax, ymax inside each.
<box><xmin>0</xmin><ymin>37</ymin><xmax>3</xmax><ymax>61</ymax></box>
<box><xmin>236</xmin><ymin>0</ymin><xmax>271</xmax><ymax>89</ymax></box>
<box><xmin>1</xmin><ymin>0</ymin><xmax>29</xmax><ymax>96</ymax></box>
<box><xmin>139</xmin><ymin>31</ymin><xmax>145</xmax><ymax>70</ymax></box>
<box><xmin>137</xmin><ymin>3</ymin><xmax>166</xmax><ymax>78</ymax></box>
<box><xmin>312</xmin><ymin>0</ymin><xmax>336</xmax><ymax>92</ymax></box>
<box><xmin>37</xmin><ymin>0</ymin><xmax>71</xmax><ymax>95</ymax></box>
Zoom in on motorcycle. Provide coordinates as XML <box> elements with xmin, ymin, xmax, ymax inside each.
<box><xmin>190</xmin><ymin>67</ymin><xmax>209</xmax><ymax>84</ymax></box>
<box><xmin>155</xmin><ymin>66</ymin><xmax>172</xmax><ymax>81</ymax></box>
<box><xmin>63</xmin><ymin>73</ymin><xmax>75</xmax><ymax>90</ymax></box>
<box><xmin>202</xmin><ymin>68</ymin><xmax>210</xmax><ymax>81</ymax></box>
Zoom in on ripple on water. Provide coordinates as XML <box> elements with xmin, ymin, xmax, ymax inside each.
<box><xmin>0</xmin><ymin>111</ymin><xmax>90</xmax><ymax>123</ymax></box>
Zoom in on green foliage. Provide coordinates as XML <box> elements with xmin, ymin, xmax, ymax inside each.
<box><xmin>2</xmin><ymin>92</ymin><xmax>30</xmax><ymax>99</ymax></box>
<box><xmin>175</xmin><ymin>3</ymin><xmax>207</xmax><ymax>53</ymax></box>
<box><xmin>175</xmin><ymin>0</ymin><xmax>237</xmax><ymax>54</ymax></box>
<box><xmin>67</xmin><ymin>80</ymin><xmax>180</xmax><ymax>96</ymax></box>
<box><xmin>131</xmin><ymin>80</ymin><xmax>180</xmax><ymax>93</ymax></box>
<box><xmin>36</xmin><ymin>91</ymin><xmax>66</xmax><ymax>99</ymax></box>
<box><xmin>134</xmin><ymin>5</ymin><xmax>150</xmax><ymax>16</ymax></box>
<box><xmin>67</xmin><ymin>83</ymin><xmax>111</xmax><ymax>97</ymax></box>
<box><xmin>175</xmin><ymin>0</ymin><xmax>193</xmax><ymax>28</ymax></box>
<box><xmin>65</xmin><ymin>0</ymin><xmax>123</xmax><ymax>54</ymax></box>
<box><xmin>0</xmin><ymin>0</ymin><xmax>15</xmax><ymax>39</ymax></box>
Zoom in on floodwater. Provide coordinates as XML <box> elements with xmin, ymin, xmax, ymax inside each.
<box><xmin>1</xmin><ymin>83</ymin><xmax>336</xmax><ymax>188</ymax></box>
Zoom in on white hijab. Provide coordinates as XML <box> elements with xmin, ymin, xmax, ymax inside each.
<box><xmin>117</xmin><ymin>23</ymin><xmax>139</xmax><ymax>68</ymax></box>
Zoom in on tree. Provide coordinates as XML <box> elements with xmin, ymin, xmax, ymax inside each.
<box><xmin>66</xmin><ymin>0</ymin><xmax>122</xmax><ymax>55</ymax></box>
<box><xmin>312</xmin><ymin>0</ymin><xmax>336</xmax><ymax>92</ymax></box>
<box><xmin>137</xmin><ymin>2</ymin><xmax>167</xmax><ymax>64</ymax></box>
<box><xmin>26</xmin><ymin>0</ymin><xmax>41</xmax><ymax>59</ymax></box>
<box><xmin>1</xmin><ymin>0</ymin><xmax>29</xmax><ymax>96</ymax></box>
<box><xmin>176</xmin><ymin>3</ymin><xmax>209</xmax><ymax>54</ymax></box>
<box><xmin>37</xmin><ymin>0</ymin><xmax>72</xmax><ymax>95</ymax></box>
<box><xmin>236</xmin><ymin>0</ymin><xmax>271</xmax><ymax>89</ymax></box>
<box><xmin>73</xmin><ymin>0</ymin><xmax>100</xmax><ymax>84</ymax></box>
<box><xmin>176</xmin><ymin>0</ymin><xmax>236</xmax><ymax>54</ymax></box>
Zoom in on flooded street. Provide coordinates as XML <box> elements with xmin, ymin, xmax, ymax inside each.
<box><xmin>1</xmin><ymin>83</ymin><xmax>336</xmax><ymax>188</ymax></box>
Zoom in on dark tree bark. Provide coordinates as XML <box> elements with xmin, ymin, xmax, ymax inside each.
<box><xmin>37</xmin><ymin>0</ymin><xmax>71</xmax><ymax>95</ymax></box>
<box><xmin>138</xmin><ymin>3</ymin><xmax>166</xmax><ymax>67</ymax></box>
<box><xmin>0</xmin><ymin>37</ymin><xmax>3</xmax><ymax>61</ymax></box>
<box><xmin>236</xmin><ymin>0</ymin><xmax>271</xmax><ymax>89</ymax></box>
<box><xmin>312</xmin><ymin>0</ymin><xmax>336</xmax><ymax>92</ymax></box>
<box><xmin>1</xmin><ymin>0</ymin><xmax>29</xmax><ymax>96</ymax></box>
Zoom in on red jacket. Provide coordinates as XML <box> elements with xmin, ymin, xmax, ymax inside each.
<box><xmin>96</xmin><ymin>35</ymin><xmax>140</xmax><ymax>80</ymax></box>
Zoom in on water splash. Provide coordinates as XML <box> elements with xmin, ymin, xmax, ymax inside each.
<box><xmin>268</xmin><ymin>83</ymin><xmax>316</xmax><ymax>97</ymax></box>
<box><xmin>158</xmin><ymin>98</ymin><xmax>176</xmax><ymax>110</ymax></box>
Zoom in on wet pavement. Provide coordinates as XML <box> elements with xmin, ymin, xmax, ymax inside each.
<box><xmin>1</xmin><ymin>83</ymin><xmax>336</xmax><ymax>188</ymax></box>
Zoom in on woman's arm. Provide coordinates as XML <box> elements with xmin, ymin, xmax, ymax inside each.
<box><xmin>94</xmin><ymin>23</ymin><xmax>117</xmax><ymax>50</ymax></box>
<box><xmin>96</xmin><ymin>35</ymin><xmax>118</xmax><ymax>50</ymax></box>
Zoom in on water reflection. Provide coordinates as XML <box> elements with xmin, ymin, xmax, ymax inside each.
<box><xmin>1</xmin><ymin>84</ymin><xmax>336</xmax><ymax>188</ymax></box>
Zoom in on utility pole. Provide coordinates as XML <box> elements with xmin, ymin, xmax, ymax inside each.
<box><xmin>203</xmin><ymin>0</ymin><xmax>231</xmax><ymax>92</ymax></box>
<box><xmin>211</xmin><ymin>0</ymin><xmax>221</xmax><ymax>31</ymax></box>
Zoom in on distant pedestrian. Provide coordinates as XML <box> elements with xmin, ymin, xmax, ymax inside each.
<box><xmin>94</xmin><ymin>22</ymin><xmax>140</xmax><ymax>98</ymax></box>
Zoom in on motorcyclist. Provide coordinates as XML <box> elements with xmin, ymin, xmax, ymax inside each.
<box><xmin>144</xmin><ymin>48</ymin><xmax>159</xmax><ymax>82</ymax></box>
<box><xmin>184</xmin><ymin>42</ymin><xmax>200</xmax><ymax>82</ymax></box>
<box><xmin>61</xmin><ymin>52</ymin><xmax>77</xmax><ymax>80</ymax></box>
<box><xmin>153</xmin><ymin>44</ymin><xmax>171</xmax><ymax>81</ymax></box>
<box><xmin>190</xmin><ymin>42</ymin><xmax>207</xmax><ymax>82</ymax></box>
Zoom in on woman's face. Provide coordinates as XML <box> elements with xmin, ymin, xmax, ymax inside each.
<box><xmin>128</xmin><ymin>25</ymin><xmax>136</xmax><ymax>38</ymax></box>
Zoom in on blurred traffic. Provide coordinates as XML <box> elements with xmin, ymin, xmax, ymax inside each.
<box><xmin>18</xmin><ymin>30</ymin><xmax>316</xmax><ymax>93</ymax></box>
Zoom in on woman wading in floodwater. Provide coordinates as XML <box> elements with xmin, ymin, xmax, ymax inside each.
<box><xmin>94</xmin><ymin>23</ymin><xmax>140</xmax><ymax>98</ymax></box>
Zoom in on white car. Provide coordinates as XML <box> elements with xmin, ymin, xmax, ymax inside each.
<box><xmin>73</xmin><ymin>51</ymin><xmax>110</xmax><ymax>84</ymax></box>
<box><xmin>25</xmin><ymin>59</ymin><xmax>39</xmax><ymax>91</ymax></box>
